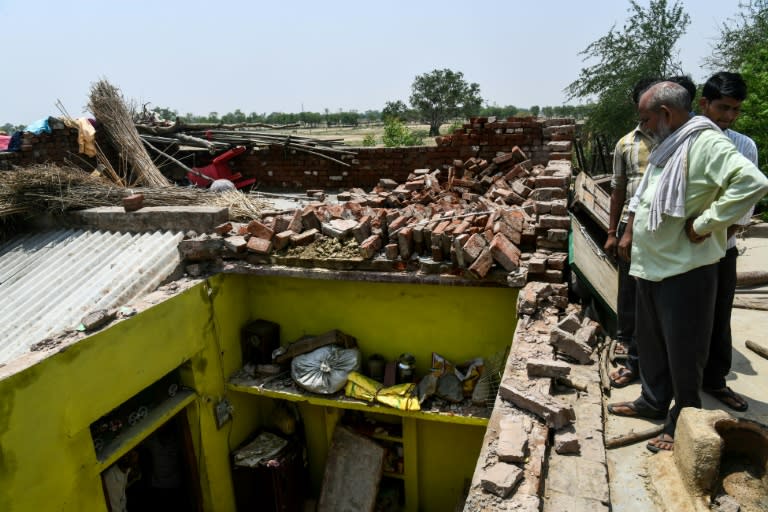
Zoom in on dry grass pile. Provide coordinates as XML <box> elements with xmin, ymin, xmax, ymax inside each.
<box><xmin>88</xmin><ymin>79</ymin><xmax>170</xmax><ymax>188</ymax></box>
<box><xmin>0</xmin><ymin>164</ymin><xmax>268</xmax><ymax>221</ymax></box>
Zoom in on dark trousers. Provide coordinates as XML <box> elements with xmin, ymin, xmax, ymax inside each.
<box><xmin>702</xmin><ymin>247</ymin><xmax>738</xmax><ymax>390</ymax></box>
<box><xmin>635</xmin><ymin>263</ymin><xmax>718</xmax><ymax>436</ymax></box>
<box><xmin>616</xmin><ymin>222</ymin><xmax>638</xmax><ymax>374</ymax></box>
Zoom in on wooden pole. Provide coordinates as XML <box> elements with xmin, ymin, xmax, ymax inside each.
<box><xmin>745</xmin><ymin>339</ymin><xmax>768</xmax><ymax>360</ymax></box>
<box><xmin>605</xmin><ymin>425</ymin><xmax>664</xmax><ymax>449</ymax></box>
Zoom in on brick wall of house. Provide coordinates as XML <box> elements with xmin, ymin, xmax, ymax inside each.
<box><xmin>0</xmin><ymin>118</ymin><xmax>82</xmax><ymax>170</ymax></box>
<box><xmin>227</xmin><ymin>117</ymin><xmax>576</xmax><ymax>190</ymax></box>
<box><xmin>0</xmin><ymin>117</ymin><xmax>576</xmax><ymax>190</ymax></box>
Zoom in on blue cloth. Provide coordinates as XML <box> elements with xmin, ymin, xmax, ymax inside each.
<box><xmin>24</xmin><ymin>118</ymin><xmax>51</xmax><ymax>135</ymax></box>
<box><xmin>8</xmin><ymin>131</ymin><xmax>23</xmax><ymax>151</ymax></box>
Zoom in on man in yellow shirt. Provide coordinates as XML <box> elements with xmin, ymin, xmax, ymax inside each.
<box><xmin>604</xmin><ymin>78</ymin><xmax>657</xmax><ymax>388</ymax></box>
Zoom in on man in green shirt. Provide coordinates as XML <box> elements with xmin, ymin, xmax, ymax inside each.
<box><xmin>608</xmin><ymin>81</ymin><xmax>768</xmax><ymax>453</ymax></box>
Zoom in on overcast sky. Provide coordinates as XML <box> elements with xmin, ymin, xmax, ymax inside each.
<box><xmin>0</xmin><ymin>0</ymin><xmax>745</xmax><ymax>124</ymax></box>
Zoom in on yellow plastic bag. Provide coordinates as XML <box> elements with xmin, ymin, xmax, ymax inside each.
<box><xmin>345</xmin><ymin>371</ymin><xmax>420</xmax><ymax>411</ymax></box>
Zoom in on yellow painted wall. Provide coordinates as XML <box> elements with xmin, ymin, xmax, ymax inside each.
<box><xmin>241</xmin><ymin>274</ymin><xmax>517</xmax><ymax>370</ymax></box>
<box><xmin>0</xmin><ymin>275</ymin><xmax>254</xmax><ymax>512</ymax></box>
<box><xmin>0</xmin><ymin>272</ymin><xmax>517</xmax><ymax>512</ymax></box>
<box><xmin>236</xmin><ymin>274</ymin><xmax>518</xmax><ymax>510</ymax></box>
<box><xmin>416</xmin><ymin>421</ymin><xmax>486</xmax><ymax>510</ymax></box>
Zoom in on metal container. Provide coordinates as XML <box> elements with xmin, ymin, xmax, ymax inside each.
<box><xmin>396</xmin><ymin>353</ymin><xmax>415</xmax><ymax>383</ymax></box>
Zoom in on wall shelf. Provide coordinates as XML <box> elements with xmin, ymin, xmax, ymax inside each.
<box><xmin>94</xmin><ymin>389</ymin><xmax>196</xmax><ymax>471</ymax></box>
<box><xmin>227</xmin><ymin>373</ymin><xmax>490</xmax><ymax>427</ymax></box>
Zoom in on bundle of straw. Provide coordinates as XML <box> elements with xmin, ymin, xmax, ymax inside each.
<box><xmin>88</xmin><ymin>79</ymin><xmax>171</xmax><ymax>188</ymax></box>
<box><xmin>0</xmin><ymin>164</ymin><xmax>269</xmax><ymax>221</ymax></box>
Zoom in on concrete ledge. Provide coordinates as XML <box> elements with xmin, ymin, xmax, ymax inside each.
<box><xmin>744</xmin><ymin>221</ymin><xmax>768</xmax><ymax>238</ymax></box>
<box><xmin>222</xmin><ymin>261</ymin><xmax>515</xmax><ymax>288</ymax></box>
<box><xmin>69</xmin><ymin>206</ymin><xmax>229</xmax><ymax>234</ymax></box>
<box><xmin>674</xmin><ymin>408</ymin><xmax>730</xmax><ymax>497</ymax></box>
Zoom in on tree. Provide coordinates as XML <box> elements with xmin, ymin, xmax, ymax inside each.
<box><xmin>381</xmin><ymin>118</ymin><xmax>425</xmax><ymax>147</ymax></box>
<box><xmin>565</xmin><ymin>0</ymin><xmax>690</xmax><ymax>144</ymax></box>
<box><xmin>382</xmin><ymin>100</ymin><xmax>409</xmax><ymax>121</ymax></box>
<box><xmin>530</xmin><ymin>105</ymin><xmax>540</xmax><ymax>117</ymax></box>
<box><xmin>707</xmin><ymin>0</ymin><xmax>768</xmax><ymax>179</ymax></box>
<box><xmin>409</xmin><ymin>69</ymin><xmax>482</xmax><ymax>136</ymax></box>
<box><xmin>150</xmin><ymin>106</ymin><xmax>178</xmax><ymax>122</ymax></box>
<box><xmin>1</xmin><ymin>122</ymin><xmax>24</xmax><ymax>134</ymax></box>
<box><xmin>479</xmin><ymin>103</ymin><xmax>519</xmax><ymax>118</ymax></box>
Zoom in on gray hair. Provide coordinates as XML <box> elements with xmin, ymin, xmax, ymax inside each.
<box><xmin>644</xmin><ymin>81</ymin><xmax>690</xmax><ymax>112</ymax></box>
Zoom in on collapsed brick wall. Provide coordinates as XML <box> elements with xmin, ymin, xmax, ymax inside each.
<box><xmin>230</xmin><ymin>117</ymin><xmax>575</xmax><ymax>190</ymax></box>
<box><xmin>0</xmin><ymin>116</ymin><xmax>575</xmax><ymax>192</ymax></box>
<box><xmin>0</xmin><ymin>119</ymin><xmax>82</xmax><ymax>171</ymax></box>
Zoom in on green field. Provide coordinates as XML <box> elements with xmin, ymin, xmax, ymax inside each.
<box><xmin>273</xmin><ymin>122</ymin><xmax>443</xmax><ymax>147</ymax></box>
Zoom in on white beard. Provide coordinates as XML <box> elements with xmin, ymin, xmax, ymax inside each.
<box><xmin>653</xmin><ymin>119</ymin><xmax>672</xmax><ymax>144</ymax></box>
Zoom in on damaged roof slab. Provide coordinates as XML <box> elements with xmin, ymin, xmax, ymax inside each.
<box><xmin>69</xmin><ymin>206</ymin><xmax>228</xmax><ymax>234</ymax></box>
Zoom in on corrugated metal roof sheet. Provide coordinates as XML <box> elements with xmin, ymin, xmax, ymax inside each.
<box><xmin>0</xmin><ymin>229</ymin><xmax>184</xmax><ymax>365</ymax></box>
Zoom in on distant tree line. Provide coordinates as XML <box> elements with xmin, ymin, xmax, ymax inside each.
<box><xmin>126</xmin><ymin>101</ymin><xmax>591</xmax><ymax>131</ymax></box>
<box><xmin>0</xmin><ymin>67</ymin><xmax>593</xmax><ymax>133</ymax></box>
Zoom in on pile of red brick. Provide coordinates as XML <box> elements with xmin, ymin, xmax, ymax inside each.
<box><xmin>182</xmin><ymin>145</ymin><xmax>573</xmax><ymax>286</ymax></box>
<box><xmin>436</xmin><ymin>116</ymin><xmax>575</xmax><ymax>163</ymax></box>
<box><xmin>0</xmin><ymin>119</ymin><xmax>81</xmax><ymax>171</ymax></box>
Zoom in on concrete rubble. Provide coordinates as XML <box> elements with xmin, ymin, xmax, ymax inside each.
<box><xmin>463</xmin><ymin>281</ymin><xmax>609</xmax><ymax>512</ymax></box>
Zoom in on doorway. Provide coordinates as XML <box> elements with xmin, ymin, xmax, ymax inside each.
<box><xmin>102</xmin><ymin>411</ymin><xmax>202</xmax><ymax>512</ymax></box>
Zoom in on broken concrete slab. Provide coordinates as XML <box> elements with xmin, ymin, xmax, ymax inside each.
<box><xmin>545</xmin><ymin>457</ymin><xmax>609</xmax><ymax>504</ymax></box>
<box><xmin>526</xmin><ymin>358</ymin><xmax>571</xmax><ymax>379</ymax></box>
<box><xmin>70</xmin><ymin>206</ymin><xmax>228</xmax><ymax>234</ymax></box>
<box><xmin>179</xmin><ymin>237</ymin><xmax>224</xmax><ymax>261</ymax></box>
<box><xmin>673</xmin><ymin>408</ymin><xmax>731</xmax><ymax>498</ymax></box>
<box><xmin>499</xmin><ymin>380</ymin><xmax>574</xmax><ymax>429</ymax></box>
<box><xmin>497</xmin><ymin>415</ymin><xmax>530</xmax><ymax>463</ymax></box>
<box><xmin>544</xmin><ymin>491</ymin><xmax>610</xmax><ymax>512</ymax></box>
<box><xmin>317</xmin><ymin>426</ymin><xmax>384</xmax><ymax>512</ymax></box>
<box><xmin>549</xmin><ymin>327</ymin><xmax>593</xmax><ymax>364</ymax></box>
<box><xmin>557</xmin><ymin>313</ymin><xmax>581</xmax><ymax>334</ymax></box>
<box><xmin>554</xmin><ymin>427</ymin><xmax>580</xmax><ymax>454</ymax></box>
<box><xmin>480</xmin><ymin>462</ymin><xmax>524</xmax><ymax>498</ymax></box>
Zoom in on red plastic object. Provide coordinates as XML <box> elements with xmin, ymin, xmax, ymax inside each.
<box><xmin>187</xmin><ymin>146</ymin><xmax>256</xmax><ymax>189</ymax></box>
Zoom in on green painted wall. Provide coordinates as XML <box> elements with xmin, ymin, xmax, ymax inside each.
<box><xmin>0</xmin><ymin>272</ymin><xmax>517</xmax><ymax>512</ymax></box>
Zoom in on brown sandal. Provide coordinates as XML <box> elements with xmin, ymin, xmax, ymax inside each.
<box><xmin>607</xmin><ymin>400</ymin><xmax>666</xmax><ymax>420</ymax></box>
<box><xmin>647</xmin><ymin>433</ymin><xmax>674</xmax><ymax>453</ymax></box>
<box><xmin>609</xmin><ymin>367</ymin><xmax>637</xmax><ymax>388</ymax></box>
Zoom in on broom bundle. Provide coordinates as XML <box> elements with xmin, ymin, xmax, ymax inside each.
<box><xmin>0</xmin><ymin>164</ymin><xmax>269</xmax><ymax>221</ymax></box>
<box><xmin>88</xmin><ymin>79</ymin><xmax>171</xmax><ymax>188</ymax></box>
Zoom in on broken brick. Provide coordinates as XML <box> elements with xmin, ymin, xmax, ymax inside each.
<box><xmin>246</xmin><ymin>236</ymin><xmax>272</xmax><ymax>255</ymax></box>
<box><xmin>273</xmin><ymin>230</ymin><xmax>294</xmax><ymax>251</ymax></box>
<box><xmin>499</xmin><ymin>380</ymin><xmax>575</xmax><ymax>429</ymax></box>
<box><xmin>246</xmin><ymin>220</ymin><xmax>275</xmax><ymax>240</ymax></box>
<box><xmin>291</xmin><ymin>228</ymin><xmax>319</xmax><ymax>246</ymax></box>
<box><xmin>468</xmin><ymin>247</ymin><xmax>493</xmax><ymax>278</ymax></box>
<box><xmin>360</xmin><ymin>235</ymin><xmax>382</xmax><ymax>259</ymax></box>
<box><xmin>526</xmin><ymin>359</ymin><xmax>571</xmax><ymax>379</ymax></box>
<box><xmin>549</xmin><ymin>328</ymin><xmax>593</xmax><ymax>364</ymax></box>
<box><xmin>480</xmin><ymin>463</ymin><xmax>524</xmax><ymax>498</ymax></box>
<box><xmin>489</xmin><ymin>233</ymin><xmax>521</xmax><ymax>271</ymax></box>
<box><xmin>497</xmin><ymin>415</ymin><xmax>529</xmax><ymax>463</ymax></box>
